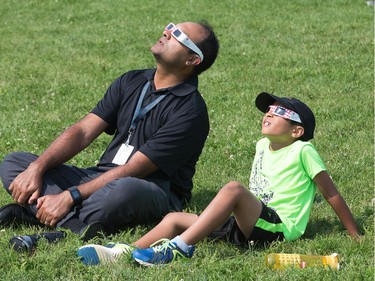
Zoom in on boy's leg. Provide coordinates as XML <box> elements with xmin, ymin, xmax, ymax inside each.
<box><xmin>133</xmin><ymin>212</ymin><xmax>199</xmax><ymax>248</ymax></box>
<box><xmin>180</xmin><ymin>181</ymin><xmax>262</xmax><ymax>245</ymax></box>
<box><xmin>130</xmin><ymin>181</ymin><xmax>263</xmax><ymax>266</ymax></box>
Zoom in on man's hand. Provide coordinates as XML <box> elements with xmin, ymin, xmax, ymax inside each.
<box><xmin>36</xmin><ymin>191</ymin><xmax>74</xmax><ymax>227</ymax></box>
<box><xmin>9</xmin><ymin>167</ymin><xmax>43</xmax><ymax>206</ymax></box>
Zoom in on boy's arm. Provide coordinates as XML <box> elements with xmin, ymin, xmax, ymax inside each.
<box><xmin>313</xmin><ymin>171</ymin><xmax>360</xmax><ymax>240</ymax></box>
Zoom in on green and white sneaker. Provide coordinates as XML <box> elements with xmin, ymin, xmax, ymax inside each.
<box><xmin>77</xmin><ymin>242</ymin><xmax>135</xmax><ymax>266</ymax></box>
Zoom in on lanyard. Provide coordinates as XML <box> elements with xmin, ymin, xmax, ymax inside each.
<box><xmin>125</xmin><ymin>81</ymin><xmax>167</xmax><ymax>145</ymax></box>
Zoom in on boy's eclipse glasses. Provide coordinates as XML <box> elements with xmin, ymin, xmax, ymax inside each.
<box><xmin>165</xmin><ymin>23</ymin><xmax>204</xmax><ymax>62</ymax></box>
<box><xmin>267</xmin><ymin>105</ymin><xmax>302</xmax><ymax>123</ymax></box>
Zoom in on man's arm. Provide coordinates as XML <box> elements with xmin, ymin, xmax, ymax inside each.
<box><xmin>314</xmin><ymin>171</ymin><xmax>360</xmax><ymax>240</ymax></box>
<box><xmin>77</xmin><ymin>150</ymin><xmax>158</xmax><ymax>199</ymax></box>
<box><xmin>9</xmin><ymin>113</ymin><xmax>108</xmax><ymax>205</ymax></box>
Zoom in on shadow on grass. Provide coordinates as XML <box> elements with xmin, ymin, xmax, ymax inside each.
<box><xmin>303</xmin><ymin>205</ymin><xmax>371</xmax><ymax>239</ymax></box>
<box><xmin>187</xmin><ymin>189</ymin><xmax>219</xmax><ymax>212</ymax></box>
<box><xmin>302</xmin><ymin>194</ymin><xmax>371</xmax><ymax>238</ymax></box>
<box><xmin>303</xmin><ymin>219</ymin><xmax>344</xmax><ymax>239</ymax></box>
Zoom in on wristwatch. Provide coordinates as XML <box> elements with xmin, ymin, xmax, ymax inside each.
<box><xmin>68</xmin><ymin>186</ymin><xmax>83</xmax><ymax>206</ymax></box>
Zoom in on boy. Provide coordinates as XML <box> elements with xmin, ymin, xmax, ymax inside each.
<box><xmin>77</xmin><ymin>92</ymin><xmax>359</xmax><ymax>266</ymax></box>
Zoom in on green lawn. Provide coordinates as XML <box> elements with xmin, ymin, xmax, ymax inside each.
<box><xmin>0</xmin><ymin>0</ymin><xmax>373</xmax><ymax>280</ymax></box>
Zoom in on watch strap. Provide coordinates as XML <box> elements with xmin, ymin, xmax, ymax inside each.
<box><xmin>68</xmin><ymin>186</ymin><xmax>83</xmax><ymax>206</ymax></box>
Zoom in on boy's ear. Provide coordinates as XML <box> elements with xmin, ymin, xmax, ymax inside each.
<box><xmin>292</xmin><ymin>125</ymin><xmax>305</xmax><ymax>139</ymax></box>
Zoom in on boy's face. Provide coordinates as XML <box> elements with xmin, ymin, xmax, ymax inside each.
<box><xmin>261</xmin><ymin>102</ymin><xmax>303</xmax><ymax>143</ymax></box>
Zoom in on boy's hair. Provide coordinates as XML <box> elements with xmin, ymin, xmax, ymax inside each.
<box><xmin>255</xmin><ymin>92</ymin><xmax>315</xmax><ymax>141</ymax></box>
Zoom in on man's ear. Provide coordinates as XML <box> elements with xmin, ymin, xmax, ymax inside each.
<box><xmin>292</xmin><ymin>125</ymin><xmax>305</xmax><ymax>139</ymax></box>
<box><xmin>186</xmin><ymin>55</ymin><xmax>201</xmax><ymax>66</ymax></box>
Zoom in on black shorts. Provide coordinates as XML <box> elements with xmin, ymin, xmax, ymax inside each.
<box><xmin>208</xmin><ymin>202</ymin><xmax>284</xmax><ymax>247</ymax></box>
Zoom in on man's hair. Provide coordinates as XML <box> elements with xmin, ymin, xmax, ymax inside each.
<box><xmin>192</xmin><ymin>21</ymin><xmax>220</xmax><ymax>76</ymax></box>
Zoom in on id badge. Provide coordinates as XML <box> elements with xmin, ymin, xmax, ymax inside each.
<box><xmin>112</xmin><ymin>144</ymin><xmax>134</xmax><ymax>165</ymax></box>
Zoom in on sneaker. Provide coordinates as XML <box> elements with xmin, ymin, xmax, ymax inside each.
<box><xmin>0</xmin><ymin>203</ymin><xmax>43</xmax><ymax>227</ymax></box>
<box><xmin>79</xmin><ymin>221</ymin><xmax>105</xmax><ymax>242</ymax></box>
<box><xmin>77</xmin><ymin>242</ymin><xmax>135</xmax><ymax>266</ymax></box>
<box><xmin>131</xmin><ymin>238</ymin><xmax>195</xmax><ymax>266</ymax></box>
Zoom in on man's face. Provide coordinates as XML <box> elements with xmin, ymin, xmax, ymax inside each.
<box><xmin>151</xmin><ymin>22</ymin><xmax>205</xmax><ymax>67</ymax></box>
<box><xmin>164</xmin><ymin>23</ymin><xmax>204</xmax><ymax>62</ymax></box>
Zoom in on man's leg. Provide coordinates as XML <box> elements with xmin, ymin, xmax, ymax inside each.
<box><xmin>0</xmin><ymin>152</ymin><xmax>101</xmax><ymax>228</ymax></box>
<box><xmin>77</xmin><ymin>177</ymin><xmax>171</xmax><ymax>230</ymax></box>
<box><xmin>0</xmin><ymin>152</ymin><xmax>39</xmax><ymax>193</ymax></box>
<box><xmin>1</xmin><ymin>152</ymin><xmax>99</xmax><ymax>197</ymax></box>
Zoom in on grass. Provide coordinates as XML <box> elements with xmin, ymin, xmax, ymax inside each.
<box><xmin>0</xmin><ymin>0</ymin><xmax>373</xmax><ymax>280</ymax></box>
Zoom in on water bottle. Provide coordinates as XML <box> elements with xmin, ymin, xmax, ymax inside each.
<box><xmin>9</xmin><ymin>231</ymin><xmax>66</xmax><ymax>252</ymax></box>
<box><xmin>265</xmin><ymin>253</ymin><xmax>339</xmax><ymax>270</ymax></box>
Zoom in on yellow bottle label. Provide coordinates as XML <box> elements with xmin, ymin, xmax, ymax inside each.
<box><xmin>266</xmin><ymin>253</ymin><xmax>339</xmax><ymax>270</ymax></box>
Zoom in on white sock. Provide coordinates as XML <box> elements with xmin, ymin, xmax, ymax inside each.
<box><xmin>171</xmin><ymin>236</ymin><xmax>191</xmax><ymax>253</ymax></box>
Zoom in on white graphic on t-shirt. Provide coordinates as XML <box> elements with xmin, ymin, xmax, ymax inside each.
<box><xmin>249</xmin><ymin>150</ymin><xmax>274</xmax><ymax>204</ymax></box>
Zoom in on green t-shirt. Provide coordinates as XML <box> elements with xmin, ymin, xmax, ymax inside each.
<box><xmin>249</xmin><ymin>138</ymin><xmax>326</xmax><ymax>241</ymax></box>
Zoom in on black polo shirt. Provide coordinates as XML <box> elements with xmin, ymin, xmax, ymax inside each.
<box><xmin>91</xmin><ymin>68</ymin><xmax>209</xmax><ymax>203</ymax></box>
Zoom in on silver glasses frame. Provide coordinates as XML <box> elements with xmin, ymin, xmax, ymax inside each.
<box><xmin>166</xmin><ymin>23</ymin><xmax>204</xmax><ymax>62</ymax></box>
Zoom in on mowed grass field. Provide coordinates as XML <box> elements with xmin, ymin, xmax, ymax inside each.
<box><xmin>0</xmin><ymin>0</ymin><xmax>373</xmax><ymax>280</ymax></box>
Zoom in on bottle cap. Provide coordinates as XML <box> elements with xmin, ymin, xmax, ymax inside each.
<box><xmin>9</xmin><ymin>236</ymin><xmax>34</xmax><ymax>252</ymax></box>
<box><xmin>328</xmin><ymin>253</ymin><xmax>340</xmax><ymax>270</ymax></box>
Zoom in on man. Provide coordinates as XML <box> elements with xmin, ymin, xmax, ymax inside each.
<box><xmin>0</xmin><ymin>21</ymin><xmax>220</xmax><ymax>241</ymax></box>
